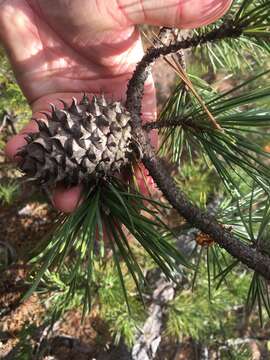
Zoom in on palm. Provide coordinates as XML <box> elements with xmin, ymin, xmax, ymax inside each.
<box><xmin>1</xmin><ymin>0</ymin><xmax>150</xmax><ymax>112</ymax></box>
<box><xmin>0</xmin><ymin>0</ymin><xmax>232</xmax><ymax>211</ymax></box>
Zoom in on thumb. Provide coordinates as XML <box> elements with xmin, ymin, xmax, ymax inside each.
<box><xmin>110</xmin><ymin>0</ymin><xmax>232</xmax><ymax>29</ymax></box>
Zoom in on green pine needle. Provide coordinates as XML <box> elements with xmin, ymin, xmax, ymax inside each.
<box><xmin>214</xmin><ymin>183</ymin><xmax>270</xmax><ymax>320</ymax></box>
<box><xmin>159</xmin><ymin>71</ymin><xmax>270</xmax><ymax>197</ymax></box>
<box><xmin>193</xmin><ymin>0</ymin><xmax>270</xmax><ymax>73</ymax></box>
<box><xmin>188</xmin><ymin>181</ymin><xmax>270</xmax><ymax>323</ymax></box>
<box><xmin>23</xmin><ymin>178</ymin><xmax>190</xmax><ymax>318</ymax></box>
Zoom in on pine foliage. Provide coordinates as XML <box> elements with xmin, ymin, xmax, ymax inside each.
<box><xmin>193</xmin><ymin>0</ymin><xmax>270</xmax><ymax>72</ymax></box>
<box><xmin>1</xmin><ymin>1</ymin><xmax>270</xmax><ymax>357</ymax></box>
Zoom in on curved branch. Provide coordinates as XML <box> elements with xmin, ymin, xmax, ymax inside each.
<box><xmin>136</xmin><ymin>125</ymin><xmax>270</xmax><ymax>279</ymax></box>
<box><xmin>125</xmin><ymin>22</ymin><xmax>270</xmax><ymax>278</ymax></box>
<box><xmin>126</xmin><ymin>22</ymin><xmax>270</xmax><ymax>280</ymax></box>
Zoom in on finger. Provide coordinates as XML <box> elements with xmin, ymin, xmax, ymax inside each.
<box><xmin>134</xmin><ymin>74</ymin><xmax>158</xmax><ymax>195</ymax></box>
<box><xmin>52</xmin><ymin>185</ymin><xmax>83</xmax><ymax>213</ymax></box>
<box><xmin>27</xmin><ymin>0</ymin><xmax>232</xmax><ymax>33</ymax></box>
<box><xmin>109</xmin><ymin>0</ymin><xmax>232</xmax><ymax>29</ymax></box>
<box><xmin>5</xmin><ymin>120</ymin><xmax>38</xmax><ymax>161</ymax></box>
<box><xmin>6</xmin><ymin>115</ymin><xmax>84</xmax><ymax>213</ymax></box>
<box><xmin>4</xmin><ymin>112</ymin><xmax>83</xmax><ymax>213</ymax></box>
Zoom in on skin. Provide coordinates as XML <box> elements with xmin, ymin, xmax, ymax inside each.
<box><xmin>0</xmin><ymin>0</ymin><xmax>232</xmax><ymax>212</ymax></box>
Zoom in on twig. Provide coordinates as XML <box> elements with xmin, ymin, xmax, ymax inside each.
<box><xmin>0</xmin><ymin>113</ymin><xmax>8</xmax><ymax>133</ymax></box>
<box><xmin>153</xmin><ymin>27</ymin><xmax>187</xmax><ymax>71</ymax></box>
<box><xmin>142</xmin><ymin>116</ymin><xmax>200</xmax><ymax>131</ymax></box>
<box><xmin>0</xmin><ymin>110</ymin><xmax>17</xmax><ymax>134</ymax></box>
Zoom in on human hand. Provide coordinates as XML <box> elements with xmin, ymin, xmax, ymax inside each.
<box><xmin>0</xmin><ymin>0</ymin><xmax>232</xmax><ymax>212</ymax></box>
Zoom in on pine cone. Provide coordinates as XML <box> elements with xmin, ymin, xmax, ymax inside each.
<box><xmin>17</xmin><ymin>95</ymin><xmax>138</xmax><ymax>186</ymax></box>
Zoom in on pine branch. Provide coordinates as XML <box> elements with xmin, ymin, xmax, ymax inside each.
<box><xmin>6</xmin><ymin>0</ymin><xmax>270</xmax><ymax>318</ymax></box>
<box><xmin>127</xmin><ymin>0</ymin><xmax>270</xmax><ymax>116</ymax></box>
<box><xmin>125</xmin><ymin>14</ymin><xmax>270</xmax><ymax>279</ymax></box>
<box><xmin>191</xmin><ymin>0</ymin><xmax>270</xmax><ymax>72</ymax></box>
<box><xmin>138</xmin><ymin>129</ymin><xmax>270</xmax><ymax>279</ymax></box>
